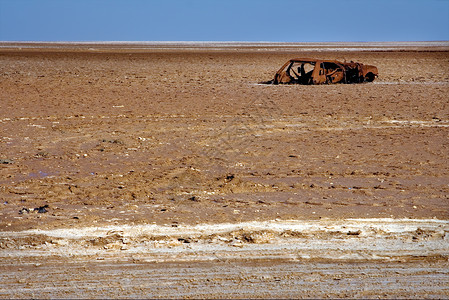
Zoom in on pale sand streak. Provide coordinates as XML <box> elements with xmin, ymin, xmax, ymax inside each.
<box><xmin>1</xmin><ymin>218</ymin><xmax>448</xmax><ymax>261</ymax></box>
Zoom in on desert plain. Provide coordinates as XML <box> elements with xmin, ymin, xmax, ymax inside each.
<box><xmin>0</xmin><ymin>42</ymin><xmax>448</xmax><ymax>298</ymax></box>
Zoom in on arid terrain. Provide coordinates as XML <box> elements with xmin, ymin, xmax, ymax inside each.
<box><xmin>1</xmin><ymin>42</ymin><xmax>449</xmax><ymax>298</ymax></box>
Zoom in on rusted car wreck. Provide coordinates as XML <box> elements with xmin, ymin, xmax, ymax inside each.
<box><xmin>263</xmin><ymin>58</ymin><xmax>378</xmax><ymax>85</ymax></box>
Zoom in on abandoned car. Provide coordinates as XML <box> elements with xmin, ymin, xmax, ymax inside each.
<box><xmin>263</xmin><ymin>58</ymin><xmax>378</xmax><ymax>85</ymax></box>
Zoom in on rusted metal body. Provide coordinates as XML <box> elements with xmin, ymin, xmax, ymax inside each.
<box><xmin>264</xmin><ymin>58</ymin><xmax>378</xmax><ymax>85</ymax></box>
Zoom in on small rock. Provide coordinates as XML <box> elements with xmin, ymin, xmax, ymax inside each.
<box><xmin>189</xmin><ymin>196</ymin><xmax>200</xmax><ymax>202</ymax></box>
<box><xmin>36</xmin><ymin>205</ymin><xmax>49</xmax><ymax>213</ymax></box>
<box><xmin>230</xmin><ymin>240</ymin><xmax>244</xmax><ymax>248</ymax></box>
<box><xmin>177</xmin><ymin>238</ymin><xmax>191</xmax><ymax>244</ymax></box>
<box><xmin>347</xmin><ymin>230</ymin><xmax>361</xmax><ymax>236</ymax></box>
<box><xmin>34</xmin><ymin>151</ymin><xmax>49</xmax><ymax>158</ymax></box>
<box><xmin>19</xmin><ymin>208</ymin><xmax>30</xmax><ymax>214</ymax></box>
<box><xmin>52</xmin><ymin>239</ymin><xmax>69</xmax><ymax>246</ymax></box>
<box><xmin>225</xmin><ymin>174</ymin><xmax>235</xmax><ymax>181</ymax></box>
<box><xmin>19</xmin><ymin>205</ymin><xmax>49</xmax><ymax>214</ymax></box>
<box><xmin>0</xmin><ymin>159</ymin><xmax>14</xmax><ymax>164</ymax></box>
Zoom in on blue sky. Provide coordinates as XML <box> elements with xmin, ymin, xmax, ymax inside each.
<box><xmin>0</xmin><ymin>0</ymin><xmax>448</xmax><ymax>42</ymax></box>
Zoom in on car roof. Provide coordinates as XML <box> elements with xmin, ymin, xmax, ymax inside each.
<box><xmin>289</xmin><ymin>58</ymin><xmax>343</xmax><ymax>64</ymax></box>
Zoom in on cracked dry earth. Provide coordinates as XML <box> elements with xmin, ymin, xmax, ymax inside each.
<box><xmin>0</xmin><ymin>43</ymin><xmax>449</xmax><ymax>298</ymax></box>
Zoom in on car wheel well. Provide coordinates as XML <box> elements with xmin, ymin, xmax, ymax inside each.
<box><xmin>364</xmin><ymin>72</ymin><xmax>376</xmax><ymax>82</ymax></box>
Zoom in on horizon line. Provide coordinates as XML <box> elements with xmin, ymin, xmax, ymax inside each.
<box><xmin>1</xmin><ymin>40</ymin><xmax>449</xmax><ymax>44</ymax></box>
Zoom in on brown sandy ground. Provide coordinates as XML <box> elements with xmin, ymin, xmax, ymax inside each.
<box><xmin>0</xmin><ymin>47</ymin><xmax>448</xmax><ymax>230</ymax></box>
<box><xmin>0</xmin><ymin>44</ymin><xmax>449</xmax><ymax>298</ymax></box>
